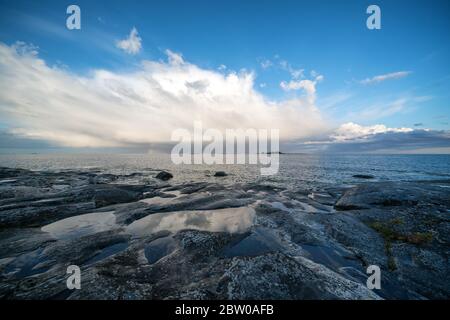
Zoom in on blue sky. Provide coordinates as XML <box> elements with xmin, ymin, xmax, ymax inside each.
<box><xmin>0</xmin><ymin>0</ymin><xmax>449</xmax><ymax>153</ymax></box>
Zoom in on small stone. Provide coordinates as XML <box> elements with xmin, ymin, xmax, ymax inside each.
<box><xmin>155</xmin><ymin>171</ymin><xmax>173</xmax><ymax>181</ymax></box>
<box><xmin>353</xmin><ymin>174</ymin><xmax>374</xmax><ymax>179</ymax></box>
<box><xmin>214</xmin><ymin>171</ymin><xmax>228</xmax><ymax>177</ymax></box>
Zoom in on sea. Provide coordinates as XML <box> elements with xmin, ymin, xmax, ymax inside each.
<box><xmin>1</xmin><ymin>153</ymin><xmax>449</xmax><ymax>190</ymax></box>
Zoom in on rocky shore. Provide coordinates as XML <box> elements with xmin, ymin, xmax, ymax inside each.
<box><xmin>0</xmin><ymin>166</ymin><xmax>448</xmax><ymax>299</ymax></box>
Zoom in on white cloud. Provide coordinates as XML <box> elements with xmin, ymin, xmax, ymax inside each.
<box><xmin>298</xmin><ymin>123</ymin><xmax>450</xmax><ymax>153</ymax></box>
<box><xmin>260</xmin><ymin>56</ymin><xmax>304</xmax><ymax>79</ymax></box>
<box><xmin>315</xmin><ymin>74</ymin><xmax>324</xmax><ymax>82</ymax></box>
<box><xmin>290</xmin><ymin>69</ymin><xmax>304</xmax><ymax>79</ymax></box>
<box><xmin>279</xmin><ymin>60</ymin><xmax>304</xmax><ymax>79</ymax></box>
<box><xmin>0</xmin><ymin>42</ymin><xmax>328</xmax><ymax>148</ymax></box>
<box><xmin>11</xmin><ymin>41</ymin><xmax>39</xmax><ymax>56</ymax></box>
<box><xmin>281</xmin><ymin>79</ymin><xmax>316</xmax><ymax>94</ymax></box>
<box><xmin>116</xmin><ymin>27</ymin><xmax>142</xmax><ymax>55</ymax></box>
<box><xmin>165</xmin><ymin>49</ymin><xmax>184</xmax><ymax>66</ymax></box>
<box><xmin>361</xmin><ymin>71</ymin><xmax>411</xmax><ymax>85</ymax></box>
<box><xmin>331</xmin><ymin>122</ymin><xmax>413</xmax><ymax>142</ymax></box>
<box><xmin>279</xmin><ymin>74</ymin><xmax>323</xmax><ymax>104</ymax></box>
<box><xmin>260</xmin><ymin>59</ymin><xmax>273</xmax><ymax>69</ymax></box>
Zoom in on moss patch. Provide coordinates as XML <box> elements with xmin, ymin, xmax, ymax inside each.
<box><xmin>367</xmin><ymin>219</ymin><xmax>433</xmax><ymax>271</ymax></box>
<box><xmin>405</xmin><ymin>232</ymin><xmax>433</xmax><ymax>245</ymax></box>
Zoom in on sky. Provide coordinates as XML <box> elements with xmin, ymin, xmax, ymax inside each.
<box><xmin>0</xmin><ymin>0</ymin><xmax>449</xmax><ymax>153</ymax></box>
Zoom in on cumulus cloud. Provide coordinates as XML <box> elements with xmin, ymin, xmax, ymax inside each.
<box><xmin>165</xmin><ymin>49</ymin><xmax>184</xmax><ymax>66</ymax></box>
<box><xmin>0</xmin><ymin>42</ymin><xmax>327</xmax><ymax>148</ymax></box>
<box><xmin>360</xmin><ymin>71</ymin><xmax>411</xmax><ymax>85</ymax></box>
<box><xmin>331</xmin><ymin>122</ymin><xmax>413</xmax><ymax>142</ymax></box>
<box><xmin>2</xmin><ymin>42</ymin><xmax>442</xmax><ymax>154</ymax></box>
<box><xmin>116</xmin><ymin>27</ymin><xmax>142</xmax><ymax>55</ymax></box>
<box><xmin>330</xmin><ymin>129</ymin><xmax>450</xmax><ymax>153</ymax></box>
<box><xmin>280</xmin><ymin>79</ymin><xmax>316</xmax><ymax>94</ymax></box>
<box><xmin>297</xmin><ymin>122</ymin><xmax>450</xmax><ymax>153</ymax></box>
<box><xmin>280</xmin><ymin>74</ymin><xmax>323</xmax><ymax>104</ymax></box>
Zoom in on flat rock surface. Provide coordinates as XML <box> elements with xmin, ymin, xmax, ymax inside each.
<box><xmin>0</xmin><ymin>167</ymin><xmax>448</xmax><ymax>299</ymax></box>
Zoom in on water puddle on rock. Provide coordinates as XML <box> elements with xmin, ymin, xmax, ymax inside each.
<box><xmin>144</xmin><ymin>236</ymin><xmax>177</xmax><ymax>264</ymax></box>
<box><xmin>300</xmin><ymin>244</ymin><xmax>361</xmax><ymax>272</ymax></box>
<box><xmin>0</xmin><ymin>179</ymin><xmax>17</xmax><ymax>184</ymax></box>
<box><xmin>34</xmin><ymin>197</ymin><xmax>65</xmax><ymax>204</ymax></box>
<box><xmin>270</xmin><ymin>202</ymin><xmax>293</xmax><ymax>213</ymax></box>
<box><xmin>293</xmin><ymin>200</ymin><xmax>332</xmax><ymax>213</ymax></box>
<box><xmin>220</xmin><ymin>228</ymin><xmax>280</xmax><ymax>258</ymax></box>
<box><xmin>126</xmin><ymin>207</ymin><xmax>256</xmax><ymax>237</ymax></box>
<box><xmin>84</xmin><ymin>242</ymin><xmax>129</xmax><ymax>266</ymax></box>
<box><xmin>3</xmin><ymin>247</ymin><xmax>50</xmax><ymax>278</ymax></box>
<box><xmin>140</xmin><ymin>190</ymin><xmax>182</xmax><ymax>206</ymax></box>
<box><xmin>41</xmin><ymin>211</ymin><xmax>117</xmax><ymax>240</ymax></box>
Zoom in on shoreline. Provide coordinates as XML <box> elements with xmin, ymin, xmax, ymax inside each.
<box><xmin>0</xmin><ymin>166</ymin><xmax>449</xmax><ymax>299</ymax></box>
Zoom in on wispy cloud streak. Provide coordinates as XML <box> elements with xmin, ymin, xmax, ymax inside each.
<box><xmin>361</xmin><ymin>71</ymin><xmax>411</xmax><ymax>85</ymax></box>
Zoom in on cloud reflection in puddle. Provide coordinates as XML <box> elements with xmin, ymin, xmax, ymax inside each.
<box><xmin>126</xmin><ymin>207</ymin><xmax>256</xmax><ymax>237</ymax></box>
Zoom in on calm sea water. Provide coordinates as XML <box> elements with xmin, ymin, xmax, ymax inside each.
<box><xmin>1</xmin><ymin>153</ymin><xmax>449</xmax><ymax>189</ymax></box>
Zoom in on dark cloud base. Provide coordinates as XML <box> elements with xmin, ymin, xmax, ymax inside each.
<box><xmin>285</xmin><ymin>129</ymin><xmax>450</xmax><ymax>154</ymax></box>
<box><xmin>2</xmin><ymin>129</ymin><xmax>450</xmax><ymax>155</ymax></box>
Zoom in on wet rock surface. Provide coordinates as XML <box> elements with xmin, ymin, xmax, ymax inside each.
<box><xmin>0</xmin><ymin>167</ymin><xmax>448</xmax><ymax>300</ymax></box>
